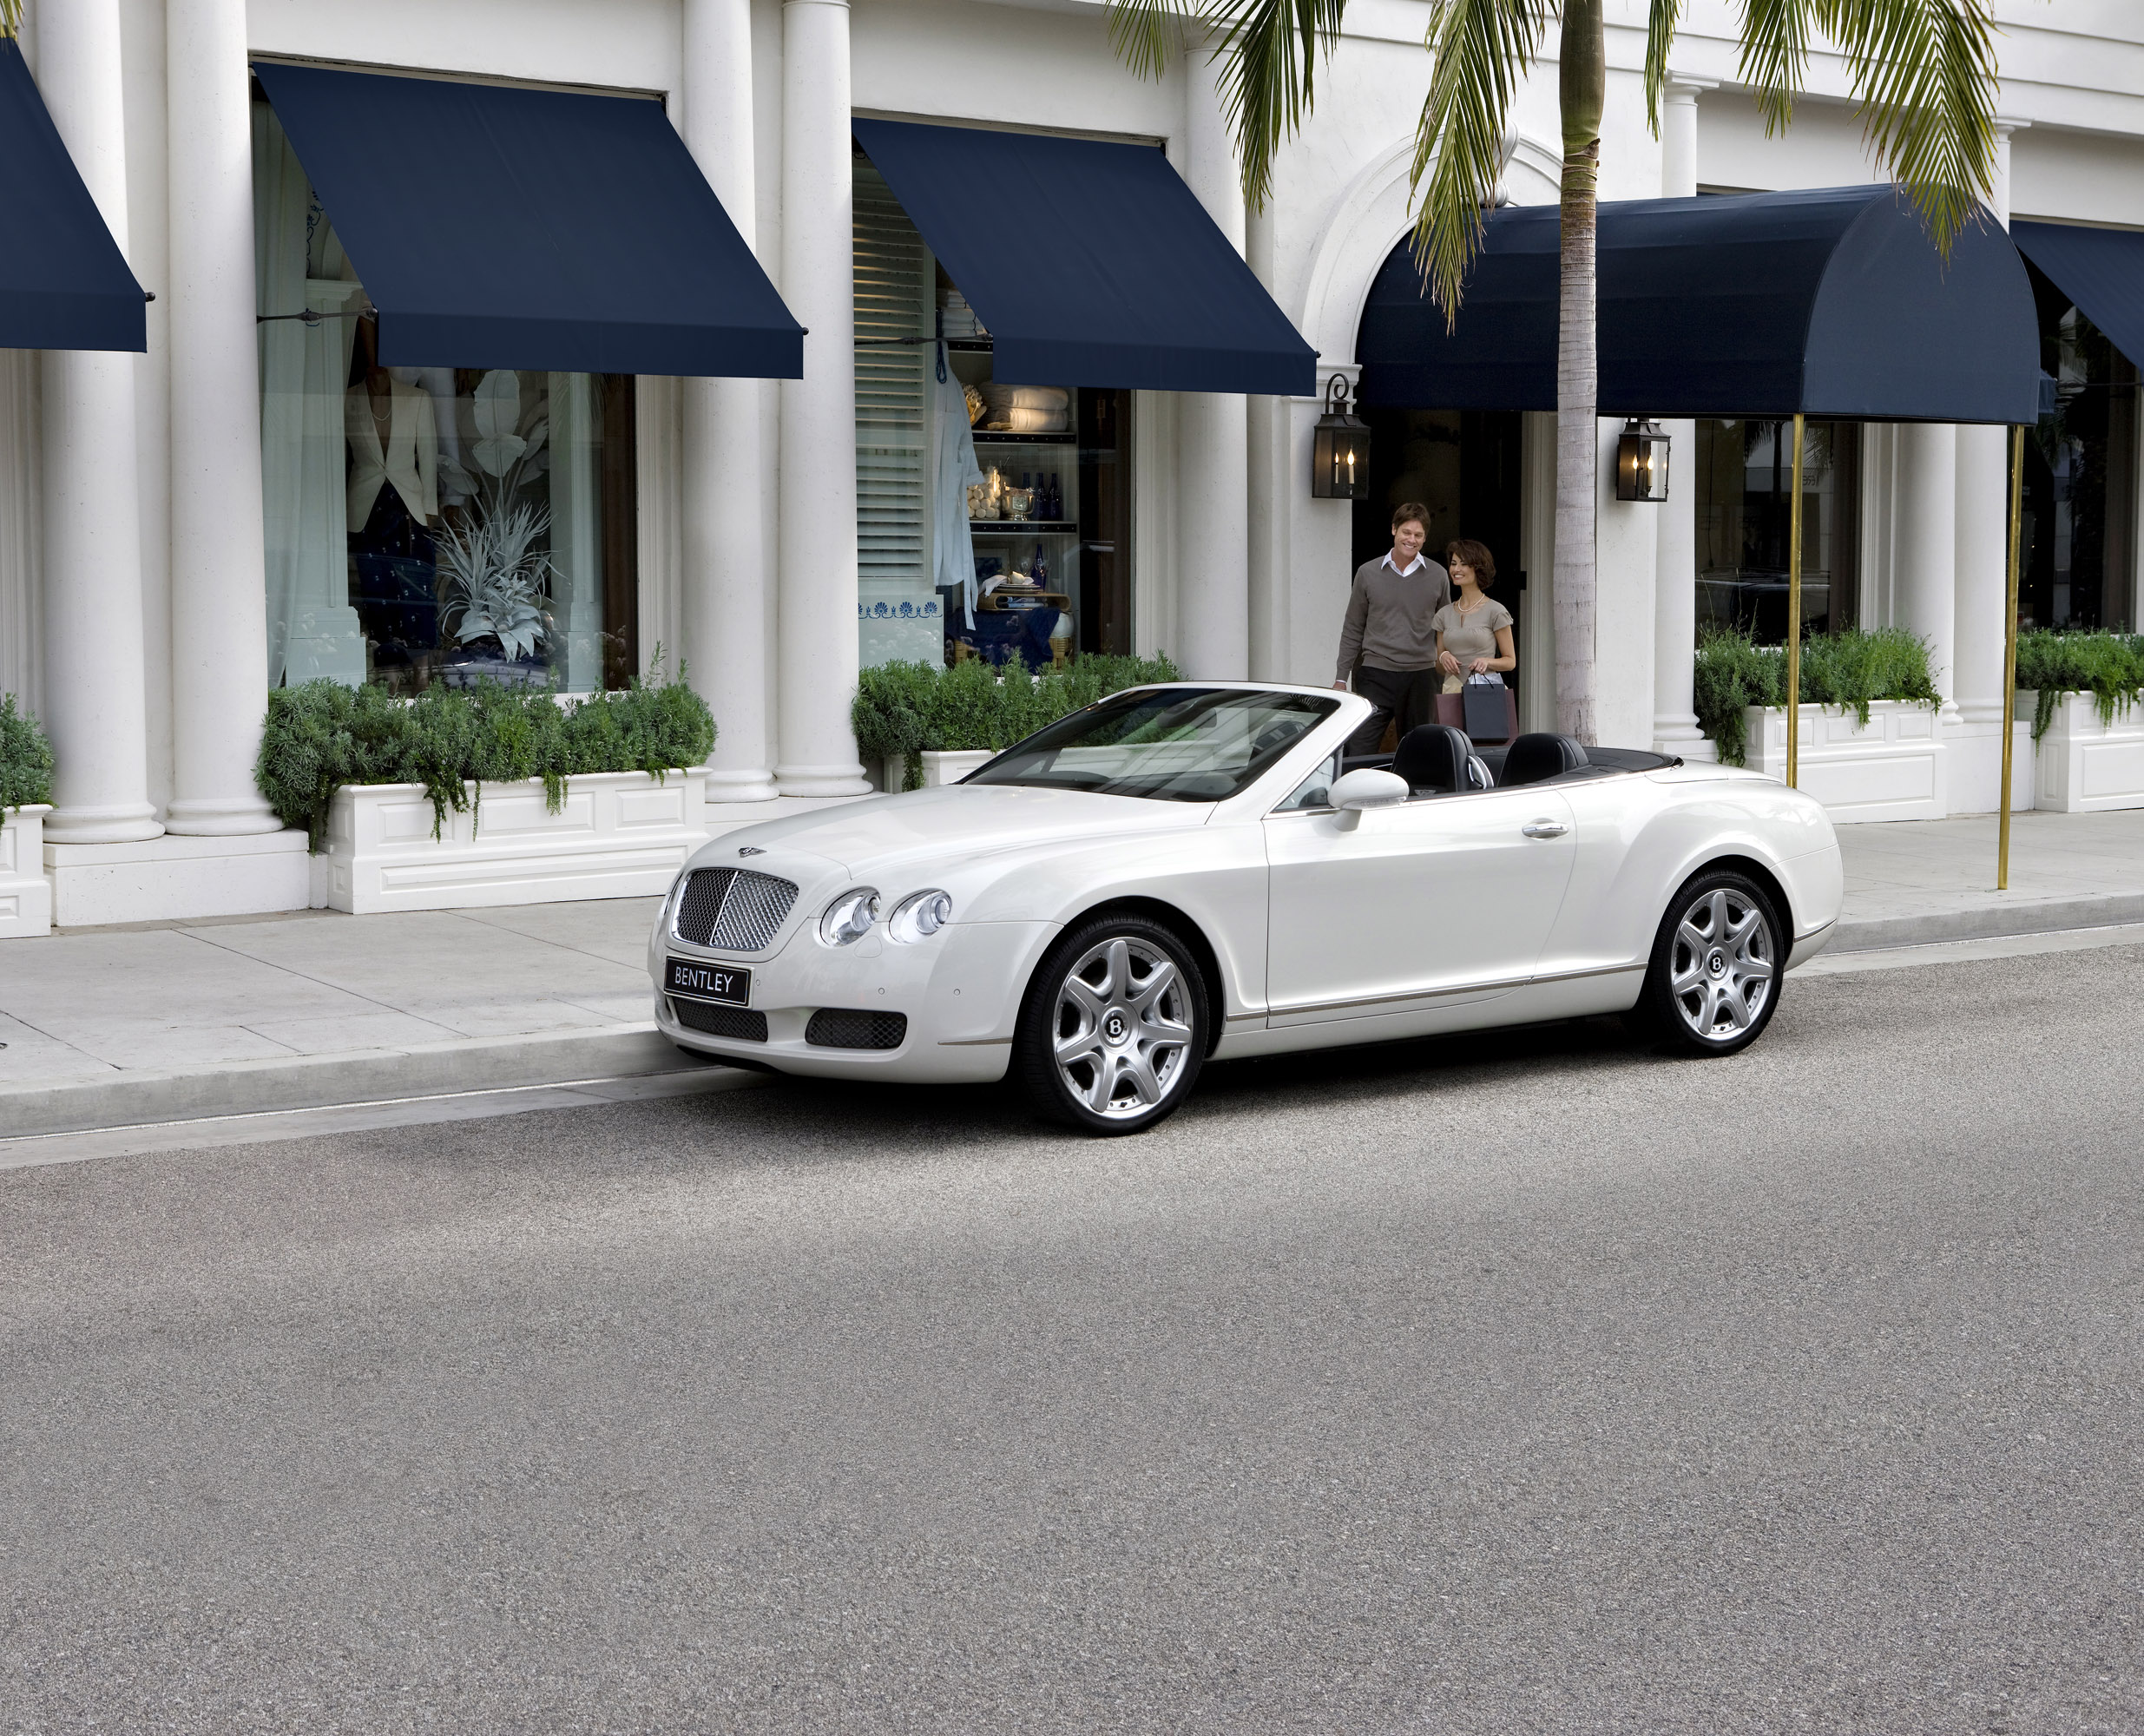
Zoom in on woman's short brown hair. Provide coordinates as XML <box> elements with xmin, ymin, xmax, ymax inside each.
<box><xmin>1445</xmin><ymin>538</ymin><xmax>1496</xmax><ymax>589</ymax></box>
<box><xmin>1391</xmin><ymin>502</ymin><xmax>1431</xmax><ymax>534</ymax></box>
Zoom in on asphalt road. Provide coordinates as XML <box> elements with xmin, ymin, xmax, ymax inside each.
<box><xmin>4</xmin><ymin>945</ymin><xmax>2142</xmax><ymax>1734</ymax></box>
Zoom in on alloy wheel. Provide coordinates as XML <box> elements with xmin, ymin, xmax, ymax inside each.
<box><xmin>1051</xmin><ymin>935</ymin><xmax>1195</xmax><ymax>1121</ymax></box>
<box><xmin>1667</xmin><ymin>886</ymin><xmax>1775</xmax><ymax>1041</ymax></box>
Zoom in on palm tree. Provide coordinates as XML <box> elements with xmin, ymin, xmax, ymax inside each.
<box><xmin>1111</xmin><ymin>0</ymin><xmax>1999</xmax><ymax>742</ymax></box>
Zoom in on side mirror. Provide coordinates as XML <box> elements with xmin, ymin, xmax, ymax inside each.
<box><xmin>1328</xmin><ymin>767</ymin><xmax>1409</xmax><ymax>829</ymax></box>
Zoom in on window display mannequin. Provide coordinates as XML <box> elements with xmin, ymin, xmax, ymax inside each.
<box><xmin>345</xmin><ymin>320</ymin><xmax>442</xmax><ymax>676</ymax></box>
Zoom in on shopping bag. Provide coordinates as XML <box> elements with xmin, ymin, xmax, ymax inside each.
<box><xmin>1462</xmin><ymin>681</ymin><xmax>1516</xmax><ymax>744</ymax></box>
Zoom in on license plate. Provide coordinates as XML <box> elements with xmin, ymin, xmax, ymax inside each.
<box><xmin>666</xmin><ymin>957</ymin><xmax>752</xmax><ymax>1006</ymax></box>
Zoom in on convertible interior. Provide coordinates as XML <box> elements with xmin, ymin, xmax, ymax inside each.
<box><xmin>1342</xmin><ymin>727</ymin><xmax>1680</xmax><ymax>799</ymax></box>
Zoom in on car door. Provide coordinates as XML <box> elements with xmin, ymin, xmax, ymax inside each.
<box><xmin>1262</xmin><ymin>782</ymin><xmax>1579</xmax><ymax>1027</ymax></box>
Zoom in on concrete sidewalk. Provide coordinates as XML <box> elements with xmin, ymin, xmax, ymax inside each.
<box><xmin>3</xmin><ymin>808</ymin><xmax>2140</xmax><ymax>1139</ymax></box>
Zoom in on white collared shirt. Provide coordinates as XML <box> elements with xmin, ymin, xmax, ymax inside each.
<box><xmin>1382</xmin><ymin>550</ymin><xmax>1427</xmax><ymax>578</ymax></box>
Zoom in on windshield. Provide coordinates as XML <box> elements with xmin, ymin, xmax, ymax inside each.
<box><xmin>966</xmin><ymin>687</ymin><xmax>1340</xmax><ymax>803</ymax></box>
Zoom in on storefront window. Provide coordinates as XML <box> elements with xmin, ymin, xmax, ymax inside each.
<box><xmin>1694</xmin><ymin>418</ymin><xmax>1859</xmax><ymax>641</ymax></box>
<box><xmin>2022</xmin><ymin>265</ymin><xmax>2138</xmax><ymax>631</ymax></box>
<box><xmin>253</xmin><ymin>102</ymin><xmax>637</xmax><ymax>694</ymax></box>
<box><xmin>852</xmin><ymin>155</ymin><xmax>1131</xmax><ymax>672</ymax></box>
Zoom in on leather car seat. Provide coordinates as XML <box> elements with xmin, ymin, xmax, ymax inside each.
<box><xmin>1391</xmin><ymin>725</ymin><xmax>1474</xmax><ymax>795</ymax></box>
<box><xmin>1500</xmin><ymin>733</ymin><xmax>1590</xmax><ymax>786</ymax></box>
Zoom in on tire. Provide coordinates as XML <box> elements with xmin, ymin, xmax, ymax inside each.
<box><xmin>1015</xmin><ymin>914</ymin><xmax>1209</xmax><ymax>1134</ymax></box>
<box><xmin>1634</xmin><ymin>869</ymin><xmax>1786</xmax><ymax>1057</ymax></box>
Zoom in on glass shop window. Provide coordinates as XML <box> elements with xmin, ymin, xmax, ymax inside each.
<box><xmin>252</xmin><ymin>102</ymin><xmax>638</xmax><ymax>694</ymax></box>
<box><xmin>2022</xmin><ymin>262</ymin><xmax>2139</xmax><ymax>632</ymax></box>
<box><xmin>1694</xmin><ymin>418</ymin><xmax>1860</xmax><ymax>642</ymax></box>
<box><xmin>852</xmin><ymin>154</ymin><xmax>1132</xmax><ymax>674</ymax></box>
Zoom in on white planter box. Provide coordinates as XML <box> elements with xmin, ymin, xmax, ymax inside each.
<box><xmin>1741</xmin><ymin>701</ymin><xmax>1947</xmax><ymax>823</ymax></box>
<box><xmin>0</xmin><ymin>804</ymin><xmax>53</xmax><ymax>938</ymax></box>
<box><xmin>880</xmin><ymin>748</ymin><xmax>996</xmax><ymax>792</ymax></box>
<box><xmin>321</xmin><ymin>768</ymin><xmax>708</xmax><ymax>915</ymax></box>
<box><xmin>2027</xmin><ymin>689</ymin><xmax>2144</xmax><ymax>812</ymax></box>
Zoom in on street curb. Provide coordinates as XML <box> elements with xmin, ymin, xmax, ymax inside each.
<box><xmin>0</xmin><ymin>1024</ymin><xmax>727</xmax><ymax>1141</ymax></box>
<box><xmin>1831</xmin><ymin>891</ymin><xmax>2144</xmax><ymax>954</ymax></box>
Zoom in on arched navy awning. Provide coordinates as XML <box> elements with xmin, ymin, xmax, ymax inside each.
<box><xmin>1358</xmin><ymin>186</ymin><xmax>2040</xmax><ymax>424</ymax></box>
<box><xmin>0</xmin><ymin>40</ymin><xmax>145</xmax><ymax>352</ymax></box>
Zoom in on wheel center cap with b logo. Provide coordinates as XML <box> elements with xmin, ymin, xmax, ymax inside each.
<box><xmin>1707</xmin><ymin>949</ymin><xmax>1727</xmax><ymax>977</ymax></box>
<box><xmin>1104</xmin><ymin>1011</ymin><xmax>1129</xmax><ymax>1044</ymax></box>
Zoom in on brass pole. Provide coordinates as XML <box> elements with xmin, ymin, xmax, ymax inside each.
<box><xmin>1998</xmin><ymin>423</ymin><xmax>2024</xmax><ymax>891</ymax></box>
<box><xmin>1786</xmin><ymin>412</ymin><xmax>1805</xmax><ymax>787</ymax></box>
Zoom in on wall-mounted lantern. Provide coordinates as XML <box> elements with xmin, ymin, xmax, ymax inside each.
<box><xmin>1311</xmin><ymin>374</ymin><xmax>1371</xmax><ymax>500</ymax></box>
<box><xmin>1615</xmin><ymin>418</ymin><xmax>1672</xmax><ymax>502</ymax></box>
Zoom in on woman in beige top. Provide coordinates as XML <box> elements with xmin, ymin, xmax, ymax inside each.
<box><xmin>1432</xmin><ymin>537</ymin><xmax>1516</xmax><ymax>692</ymax></box>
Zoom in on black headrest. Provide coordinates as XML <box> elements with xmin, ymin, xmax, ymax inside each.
<box><xmin>1501</xmin><ymin>733</ymin><xmax>1589</xmax><ymax>786</ymax></box>
<box><xmin>1391</xmin><ymin>725</ymin><xmax>1473</xmax><ymax>795</ymax></box>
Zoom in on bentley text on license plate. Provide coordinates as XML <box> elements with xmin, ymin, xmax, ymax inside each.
<box><xmin>667</xmin><ymin>957</ymin><xmax>752</xmax><ymax>1006</ymax></box>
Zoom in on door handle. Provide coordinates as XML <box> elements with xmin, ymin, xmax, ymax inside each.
<box><xmin>1522</xmin><ymin>819</ymin><xmax>1568</xmax><ymax>838</ymax></box>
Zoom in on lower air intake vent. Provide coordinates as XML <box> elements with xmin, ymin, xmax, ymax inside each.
<box><xmin>805</xmin><ymin>1009</ymin><xmax>908</xmax><ymax>1050</ymax></box>
<box><xmin>672</xmin><ymin>1000</ymin><xmax>768</xmax><ymax>1042</ymax></box>
<box><xmin>674</xmin><ymin>867</ymin><xmax>799</xmax><ymax>951</ymax></box>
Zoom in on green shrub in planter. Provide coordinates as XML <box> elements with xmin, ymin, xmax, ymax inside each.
<box><xmin>1692</xmin><ymin>628</ymin><xmax>1940</xmax><ymax>767</ymax></box>
<box><xmin>1</xmin><ymin>693</ymin><xmax>56</xmax><ymax>813</ymax></box>
<box><xmin>2014</xmin><ymin>630</ymin><xmax>2144</xmax><ymax>740</ymax></box>
<box><xmin>256</xmin><ymin>668</ymin><xmax>716</xmax><ymax>849</ymax></box>
<box><xmin>854</xmin><ymin>654</ymin><xmax>1182</xmax><ymax>791</ymax></box>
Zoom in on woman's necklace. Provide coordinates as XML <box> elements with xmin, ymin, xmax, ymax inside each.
<box><xmin>1456</xmin><ymin>590</ymin><xmax>1486</xmax><ymax>616</ymax></box>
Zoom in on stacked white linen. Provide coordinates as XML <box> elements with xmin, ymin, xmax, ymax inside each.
<box><xmin>979</xmin><ymin>383</ymin><xmax>1070</xmax><ymax>433</ymax></box>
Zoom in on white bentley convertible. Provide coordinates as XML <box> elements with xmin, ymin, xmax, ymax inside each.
<box><xmin>650</xmin><ymin>683</ymin><xmax>1843</xmax><ymax>1134</ymax></box>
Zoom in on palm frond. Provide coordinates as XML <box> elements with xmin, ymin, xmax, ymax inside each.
<box><xmin>1735</xmin><ymin>0</ymin><xmax>1816</xmax><ymax>135</ymax></box>
<box><xmin>1817</xmin><ymin>0</ymin><xmax>1997</xmax><ymax>253</ymax></box>
<box><xmin>0</xmin><ymin>0</ymin><xmax>22</xmax><ymax>38</ymax></box>
<box><xmin>1108</xmin><ymin>0</ymin><xmax>1200</xmax><ymax>82</ymax></box>
<box><xmin>1642</xmin><ymin>0</ymin><xmax>1687</xmax><ymax>135</ymax></box>
<box><xmin>1207</xmin><ymin>0</ymin><xmax>1352</xmax><ymax>210</ymax></box>
<box><xmin>1411</xmin><ymin>0</ymin><xmax>1554</xmax><ymax>326</ymax></box>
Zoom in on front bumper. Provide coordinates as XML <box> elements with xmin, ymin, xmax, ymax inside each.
<box><xmin>649</xmin><ymin>914</ymin><xmax>1060</xmax><ymax>1084</ymax></box>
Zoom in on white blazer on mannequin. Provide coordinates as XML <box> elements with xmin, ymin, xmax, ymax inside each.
<box><xmin>346</xmin><ymin>377</ymin><xmax>440</xmax><ymax>529</ymax></box>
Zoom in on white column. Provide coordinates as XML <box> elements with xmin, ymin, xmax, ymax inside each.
<box><xmin>774</xmin><ymin>0</ymin><xmax>867</xmax><ymax>796</ymax></box>
<box><xmin>1652</xmin><ymin>77</ymin><xmax>1713</xmax><ymax>757</ymax></box>
<box><xmin>1949</xmin><ymin>120</ymin><xmax>2027</xmax><ymax>812</ymax></box>
<box><xmin>1896</xmin><ymin>421</ymin><xmax>1958</xmax><ymax>715</ymax></box>
<box><xmin>38</xmin><ymin>0</ymin><xmax>160</xmax><ymax>844</ymax></box>
<box><xmin>1175</xmin><ymin>49</ymin><xmax>1250</xmax><ymax>681</ymax></box>
<box><xmin>1244</xmin><ymin>194</ymin><xmax>1285</xmax><ymax>683</ymax></box>
<box><xmin>163</xmin><ymin>0</ymin><xmax>280</xmax><ymax>834</ymax></box>
<box><xmin>683</xmin><ymin>0</ymin><xmax>777</xmax><ymax>802</ymax></box>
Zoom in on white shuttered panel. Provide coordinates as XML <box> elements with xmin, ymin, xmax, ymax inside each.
<box><xmin>853</xmin><ymin>163</ymin><xmax>941</xmax><ymax>668</ymax></box>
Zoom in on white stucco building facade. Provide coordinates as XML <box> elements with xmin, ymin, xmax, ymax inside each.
<box><xmin>0</xmin><ymin>0</ymin><xmax>2139</xmax><ymax>928</ymax></box>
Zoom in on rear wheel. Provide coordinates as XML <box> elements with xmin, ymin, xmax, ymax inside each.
<box><xmin>1015</xmin><ymin>915</ymin><xmax>1208</xmax><ymax>1134</ymax></box>
<box><xmin>1635</xmin><ymin>870</ymin><xmax>1784</xmax><ymax>1056</ymax></box>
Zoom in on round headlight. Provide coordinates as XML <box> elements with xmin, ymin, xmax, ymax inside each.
<box><xmin>888</xmin><ymin>889</ymin><xmax>953</xmax><ymax>944</ymax></box>
<box><xmin>818</xmin><ymin>887</ymin><xmax>880</xmax><ymax>946</ymax></box>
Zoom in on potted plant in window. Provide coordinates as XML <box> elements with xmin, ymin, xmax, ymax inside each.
<box><xmin>437</xmin><ymin>370</ymin><xmax>555</xmax><ymax>690</ymax></box>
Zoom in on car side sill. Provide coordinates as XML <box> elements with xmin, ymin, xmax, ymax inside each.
<box><xmin>1266</xmin><ymin>960</ymin><xmax>1638</xmax><ymax>1022</ymax></box>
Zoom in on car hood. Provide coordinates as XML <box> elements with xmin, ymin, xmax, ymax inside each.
<box><xmin>699</xmin><ymin>784</ymin><xmax>1212</xmax><ymax>879</ymax></box>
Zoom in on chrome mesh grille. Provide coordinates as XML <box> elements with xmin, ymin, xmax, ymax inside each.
<box><xmin>672</xmin><ymin>1000</ymin><xmax>768</xmax><ymax>1042</ymax></box>
<box><xmin>805</xmin><ymin>1009</ymin><xmax>909</xmax><ymax>1050</ymax></box>
<box><xmin>674</xmin><ymin>867</ymin><xmax>799</xmax><ymax>951</ymax></box>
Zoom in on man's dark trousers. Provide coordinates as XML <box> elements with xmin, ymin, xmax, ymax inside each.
<box><xmin>1345</xmin><ymin>665</ymin><xmax>1439</xmax><ymax>756</ymax></box>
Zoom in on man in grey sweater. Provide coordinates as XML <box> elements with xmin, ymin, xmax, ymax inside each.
<box><xmin>1332</xmin><ymin>502</ymin><xmax>1451</xmax><ymax>754</ymax></box>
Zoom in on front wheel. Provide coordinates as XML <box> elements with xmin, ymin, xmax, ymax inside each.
<box><xmin>1015</xmin><ymin>915</ymin><xmax>1208</xmax><ymax>1134</ymax></box>
<box><xmin>1635</xmin><ymin>870</ymin><xmax>1784</xmax><ymax>1056</ymax></box>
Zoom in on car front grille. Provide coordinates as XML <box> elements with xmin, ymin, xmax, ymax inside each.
<box><xmin>671</xmin><ymin>999</ymin><xmax>769</xmax><ymax>1042</ymax></box>
<box><xmin>805</xmin><ymin>1009</ymin><xmax>908</xmax><ymax>1050</ymax></box>
<box><xmin>674</xmin><ymin>867</ymin><xmax>799</xmax><ymax>951</ymax></box>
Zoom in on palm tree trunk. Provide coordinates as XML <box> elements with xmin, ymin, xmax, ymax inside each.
<box><xmin>1554</xmin><ymin>0</ymin><xmax>1605</xmax><ymax>745</ymax></box>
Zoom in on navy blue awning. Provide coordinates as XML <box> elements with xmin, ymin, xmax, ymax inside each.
<box><xmin>1359</xmin><ymin>186</ymin><xmax>2040</xmax><ymax>424</ymax></box>
<box><xmin>0</xmin><ymin>40</ymin><xmax>144</xmax><ymax>352</ymax></box>
<box><xmin>2013</xmin><ymin>220</ymin><xmax>2144</xmax><ymax>372</ymax></box>
<box><xmin>852</xmin><ymin>118</ymin><xmax>1314</xmax><ymax>396</ymax></box>
<box><xmin>252</xmin><ymin>62</ymin><xmax>802</xmax><ymax>378</ymax></box>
